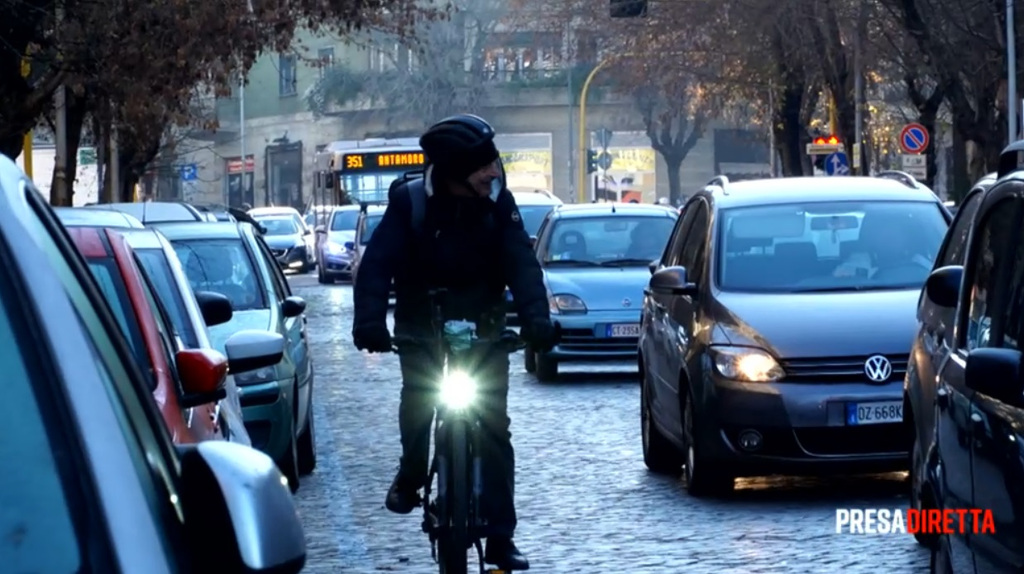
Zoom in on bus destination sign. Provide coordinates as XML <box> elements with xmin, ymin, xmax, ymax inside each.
<box><xmin>343</xmin><ymin>151</ymin><xmax>426</xmax><ymax>171</ymax></box>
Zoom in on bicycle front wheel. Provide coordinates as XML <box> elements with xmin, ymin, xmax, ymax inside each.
<box><xmin>439</xmin><ymin>418</ymin><xmax>470</xmax><ymax>574</ymax></box>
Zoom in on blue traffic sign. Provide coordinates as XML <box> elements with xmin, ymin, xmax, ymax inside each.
<box><xmin>899</xmin><ymin>123</ymin><xmax>929</xmax><ymax>154</ymax></box>
<box><xmin>179</xmin><ymin>164</ymin><xmax>198</xmax><ymax>181</ymax></box>
<box><xmin>825</xmin><ymin>152</ymin><xmax>850</xmax><ymax>176</ymax></box>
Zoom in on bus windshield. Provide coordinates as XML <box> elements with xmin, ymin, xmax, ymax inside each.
<box><xmin>337</xmin><ymin>148</ymin><xmax>426</xmax><ymax>203</ymax></box>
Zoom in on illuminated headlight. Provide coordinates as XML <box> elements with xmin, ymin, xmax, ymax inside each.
<box><xmin>326</xmin><ymin>242</ymin><xmax>345</xmax><ymax>255</ymax></box>
<box><xmin>710</xmin><ymin>346</ymin><xmax>785</xmax><ymax>382</ymax></box>
<box><xmin>234</xmin><ymin>366</ymin><xmax>276</xmax><ymax>386</ymax></box>
<box><xmin>548</xmin><ymin>294</ymin><xmax>586</xmax><ymax>314</ymax></box>
<box><xmin>439</xmin><ymin>370</ymin><xmax>476</xmax><ymax>410</ymax></box>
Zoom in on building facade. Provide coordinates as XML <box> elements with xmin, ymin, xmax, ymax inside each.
<box><xmin>176</xmin><ymin>26</ymin><xmax>769</xmax><ymax>208</ymax></box>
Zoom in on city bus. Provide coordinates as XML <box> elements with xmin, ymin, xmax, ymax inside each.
<box><xmin>311</xmin><ymin>138</ymin><xmax>426</xmax><ymax>209</ymax></box>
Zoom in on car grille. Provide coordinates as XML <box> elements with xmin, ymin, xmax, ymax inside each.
<box><xmin>793</xmin><ymin>424</ymin><xmax>909</xmax><ymax>456</ymax></box>
<box><xmin>778</xmin><ymin>354</ymin><xmax>908</xmax><ymax>383</ymax></box>
<box><xmin>558</xmin><ymin>327</ymin><xmax>638</xmax><ymax>353</ymax></box>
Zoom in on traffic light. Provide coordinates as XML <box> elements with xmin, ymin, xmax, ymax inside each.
<box><xmin>586</xmin><ymin>149</ymin><xmax>598</xmax><ymax>174</ymax></box>
<box><xmin>611</xmin><ymin>0</ymin><xmax>647</xmax><ymax>17</ymax></box>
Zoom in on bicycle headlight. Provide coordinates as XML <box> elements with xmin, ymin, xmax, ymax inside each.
<box><xmin>440</xmin><ymin>370</ymin><xmax>477</xmax><ymax>410</ymax></box>
<box><xmin>710</xmin><ymin>346</ymin><xmax>785</xmax><ymax>382</ymax></box>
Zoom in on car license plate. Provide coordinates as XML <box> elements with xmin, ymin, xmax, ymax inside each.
<box><xmin>606</xmin><ymin>323</ymin><xmax>640</xmax><ymax>337</ymax></box>
<box><xmin>846</xmin><ymin>401</ymin><xmax>903</xmax><ymax>425</ymax></box>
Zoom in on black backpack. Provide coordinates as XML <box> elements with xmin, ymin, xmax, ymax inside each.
<box><xmin>388</xmin><ymin>169</ymin><xmax>428</xmax><ymax>238</ymax></box>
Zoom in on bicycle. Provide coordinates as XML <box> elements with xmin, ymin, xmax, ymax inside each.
<box><xmin>391</xmin><ymin>288</ymin><xmax>526</xmax><ymax>574</ymax></box>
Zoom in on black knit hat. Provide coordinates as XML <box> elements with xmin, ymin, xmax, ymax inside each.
<box><xmin>420</xmin><ymin>115</ymin><xmax>500</xmax><ymax>181</ymax></box>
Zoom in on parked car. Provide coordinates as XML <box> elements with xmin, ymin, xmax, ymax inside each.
<box><xmin>56</xmin><ymin>208</ymin><xmax>255</xmax><ymax>446</ymax></box>
<box><xmin>314</xmin><ymin>205</ymin><xmax>360</xmax><ymax>283</ymax></box>
<box><xmin>905</xmin><ymin>172</ymin><xmax>995</xmax><ymax>548</ymax></box>
<box><xmin>640</xmin><ymin>175</ymin><xmax>950</xmax><ymax>496</ymax></box>
<box><xmin>352</xmin><ymin>203</ymin><xmax>388</xmax><ymax>291</ymax></box>
<box><xmin>526</xmin><ymin>203</ymin><xmax>677</xmax><ymax>381</ymax></box>
<box><xmin>157</xmin><ymin>221</ymin><xmax>317</xmax><ymax>490</ymax></box>
<box><xmin>86</xmin><ymin>201</ymin><xmax>209</xmax><ymax>223</ymax></box>
<box><xmin>54</xmin><ymin>206</ymin><xmax>146</xmax><ymax>228</ymax></box>
<box><xmin>921</xmin><ymin>148</ymin><xmax>1024</xmax><ymax>572</ymax></box>
<box><xmin>511</xmin><ymin>189</ymin><xmax>564</xmax><ymax>237</ymax></box>
<box><xmin>0</xmin><ymin>154</ymin><xmax>307</xmax><ymax>573</ymax></box>
<box><xmin>254</xmin><ymin>214</ymin><xmax>316</xmax><ymax>273</ymax></box>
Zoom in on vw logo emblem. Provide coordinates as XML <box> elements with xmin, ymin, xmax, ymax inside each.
<box><xmin>864</xmin><ymin>355</ymin><xmax>893</xmax><ymax>383</ymax></box>
<box><xmin>622</xmin><ymin>298</ymin><xmax>631</xmax><ymax>307</ymax></box>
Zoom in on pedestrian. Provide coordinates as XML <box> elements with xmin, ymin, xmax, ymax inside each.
<box><xmin>351</xmin><ymin>114</ymin><xmax>556</xmax><ymax>571</ymax></box>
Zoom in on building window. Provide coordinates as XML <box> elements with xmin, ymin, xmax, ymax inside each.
<box><xmin>317</xmin><ymin>47</ymin><xmax>335</xmax><ymax>79</ymax></box>
<box><xmin>279</xmin><ymin>54</ymin><xmax>297</xmax><ymax>97</ymax></box>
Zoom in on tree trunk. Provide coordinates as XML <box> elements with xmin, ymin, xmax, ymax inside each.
<box><xmin>49</xmin><ymin>93</ymin><xmax>88</xmax><ymax>206</ymax></box>
<box><xmin>951</xmin><ymin>128</ymin><xmax>970</xmax><ymax>202</ymax></box>
<box><xmin>665</xmin><ymin>154</ymin><xmax>684</xmax><ymax>205</ymax></box>
<box><xmin>775</xmin><ymin>86</ymin><xmax>806</xmax><ymax>176</ymax></box>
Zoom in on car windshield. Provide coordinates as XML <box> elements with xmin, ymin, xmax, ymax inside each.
<box><xmin>0</xmin><ymin>283</ymin><xmax>85</xmax><ymax>572</ymax></box>
<box><xmin>717</xmin><ymin>200</ymin><xmax>949</xmax><ymax>293</ymax></box>
<box><xmin>543</xmin><ymin>215</ymin><xmax>676</xmax><ymax>266</ymax></box>
<box><xmin>361</xmin><ymin>214</ymin><xmax>384</xmax><ymax>245</ymax></box>
<box><xmin>134</xmin><ymin>248</ymin><xmax>199</xmax><ymax>348</ymax></box>
<box><xmin>258</xmin><ymin>217</ymin><xmax>299</xmax><ymax>236</ymax></box>
<box><xmin>518</xmin><ymin>205</ymin><xmax>556</xmax><ymax>236</ymax></box>
<box><xmin>331</xmin><ymin>210</ymin><xmax>360</xmax><ymax>231</ymax></box>
<box><xmin>84</xmin><ymin>258</ymin><xmax>155</xmax><ymax>390</ymax></box>
<box><xmin>172</xmin><ymin>239</ymin><xmax>267</xmax><ymax>310</ymax></box>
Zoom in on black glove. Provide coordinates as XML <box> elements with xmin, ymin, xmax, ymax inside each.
<box><xmin>353</xmin><ymin>324</ymin><xmax>392</xmax><ymax>353</ymax></box>
<box><xmin>523</xmin><ymin>318</ymin><xmax>558</xmax><ymax>353</ymax></box>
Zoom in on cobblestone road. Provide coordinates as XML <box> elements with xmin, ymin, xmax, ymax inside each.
<box><xmin>286</xmin><ymin>274</ymin><xmax>931</xmax><ymax>574</ymax></box>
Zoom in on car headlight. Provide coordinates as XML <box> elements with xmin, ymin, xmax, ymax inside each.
<box><xmin>439</xmin><ymin>370</ymin><xmax>476</xmax><ymax>410</ymax></box>
<box><xmin>710</xmin><ymin>346</ymin><xmax>785</xmax><ymax>382</ymax></box>
<box><xmin>233</xmin><ymin>366</ymin><xmax>277</xmax><ymax>386</ymax></box>
<box><xmin>548</xmin><ymin>294</ymin><xmax>586</xmax><ymax>314</ymax></box>
<box><xmin>326</xmin><ymin>242</ymin><xmax>345</xmax><ymax>255</ymax></box>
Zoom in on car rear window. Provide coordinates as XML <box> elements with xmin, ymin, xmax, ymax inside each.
<box><xmin>331</xmin><ymin>210</ymin><xmax>360</xmax><ymax>231</ymax></box>
<box><xmin>85</xmin><ymin>258</ymin><xmax>155</xmax><ymax>390</ymax></box>
<box><xmin>518</xmin><ymin>205</ymin><xmax>555</xmax><ymax>236</ymax></box>
<box><xmin>172</xmin><ymin>238</ymin><xmax>267</xmax><ymax>311</ymax></box>
<box><xmin>134</xmin><ymin>248</ymin><xmax>199</xmax><ymax>348</ymax></box>
<box><xmin>361</xmin><ymin>214</ymin><xmax>384</xmax><ymax>245</ymax></box>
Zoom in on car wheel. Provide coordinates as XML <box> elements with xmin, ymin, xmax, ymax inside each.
<box><xmin>535</xmin><ymin>352</ymin><xmax>558</xmax><ymax>382</ymax></box>
<box><xmin>930</xmin><ymin>534</ymin><xmax>953</xmax><ymax>574</ymax></box>
<box><xmin>524</xmin><ymin>349</ymin><xmax>536</xmax><ymax>373</ymax></box>
<box><xmin>297</xmin><ymin>391</ymin><xmax>317</xmax><ymax>475</ymax></box>
<box><xmin>277</xmin><ymin>414</ymin><xmax>301</xmax><ymax>493</ymax></box>
<box><xmin>911</xmin><ymin>428</ymin><xmax>938</xmax><ymax>548</ymax></box>
<box><xmin>682</xmin><ymin>387</ymin><xmax>733</xmax><ymax>497</ymax></box>
<box><xmin>641</xmin><ymin>370</ymin><xmax>683</xmax><ymax>474</ymax></box>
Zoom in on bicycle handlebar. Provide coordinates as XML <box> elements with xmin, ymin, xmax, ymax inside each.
<box><xmin>391</xmin><ymin>329</ymin><xmax>526</xmax><ymax>355</ymax></box>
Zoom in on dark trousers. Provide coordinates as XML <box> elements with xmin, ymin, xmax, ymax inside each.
<box><xmin>398</xmin><ymin>345</ymin><xmax>517</xmax><ymax>538</ymax></box>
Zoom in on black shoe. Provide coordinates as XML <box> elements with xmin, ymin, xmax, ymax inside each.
<box><xmin>484</xmin><ymin>537</ymin><xmax>530</xmax><ymax>571</ymax></box>
<box><xmin>384</xmin><ymin>471</ymin><xmax>420</xmax><ymax>514</ymax></box>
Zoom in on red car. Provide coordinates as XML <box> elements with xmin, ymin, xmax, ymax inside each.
<box><xmin>68</xmin><ymin>226</ymin><xmax>228</xmax><ymax>443</ymax></box>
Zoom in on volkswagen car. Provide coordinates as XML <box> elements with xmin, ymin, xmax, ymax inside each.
<box><xmin>315</xmin><ymin>205</ymin><xmax>359</xmax><ymax>283</ymax></box>
<box><xmin>528</xmin><ymin>203</ymin><xmax>677</xmax><ymax>381</ymax></box>
<box><xmin>640</xmin><ymin>175</ymin><xmax>950</xmax><ymax>496</ymax></box>
<box><xmin>255</xmin><ymin>214</ymin><xmax>316</xmax><ymax>273</ymax></box>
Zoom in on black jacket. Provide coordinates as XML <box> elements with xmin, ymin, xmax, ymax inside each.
<box><xmin>353</xmin><ymin>180</ymin><xmax>549</xmax><ymax>336</ymax></box>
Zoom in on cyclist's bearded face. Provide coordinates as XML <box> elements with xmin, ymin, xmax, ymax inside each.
<box><xmin>465</xmin><ymin>160</ymin><xmax>502</xmax><ymax>198</ymax></box>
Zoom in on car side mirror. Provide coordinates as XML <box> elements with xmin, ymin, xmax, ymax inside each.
<box><xmin>344</xmin><ymin>241</ymin><xmax>355</xmax><ymax>251</ymax></box>
<box><xmin>225</xmin><ymin>330</ymin><xmax>286</xmax><ymax>373</ymax></box>
<box><xmin>648</xmin><ymin>265</ymin><xmax>697</xmax><ymax>296</ymax></box>
<box><xmin>178</xmin><ymin>441</ymin><xmax>306</xmax><ymax>572</ymax></box>
<box><xmin>282</xmin><ymin>296</ymin><xmax>306</xmax><ymax>318</ymax></box>
<box><xmin>315</xmin><ymin>225</ymin><xmax>326</xmax><ymax>234</ymax></box>
<box><xmin>925</xmin><ymin>265</ymin><xmax>963</xmax><ymax>308</ymax></box>
<box><xmin>176</xmin><ymin>348</ymin><xmax>229</xmax><ymax>408</ymax></box>
<box><xmin>195</xmin><ymin>290</ymin><xmax>233</xmax><ymax>327</ymax></box>
<box><xmin>965</xmin><ymin>347</ymin><xmax>1024</xmax><ymax>406</ymax></box>
<box><xmin>648</xmin><ymin>260</ymin><xmax>660</xmax><ymax>275</ymax></box>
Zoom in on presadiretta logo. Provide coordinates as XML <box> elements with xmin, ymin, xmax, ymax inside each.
<box><xmin>835</xmin><ymin>508</ymin><xmax>996</xmax><ymax>535</ymax></box>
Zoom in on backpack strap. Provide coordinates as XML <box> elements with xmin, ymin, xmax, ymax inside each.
<box><xmin>407</xmin><ymin>177</ymin><xmax>427</xmax><ymax>238</ymax></box>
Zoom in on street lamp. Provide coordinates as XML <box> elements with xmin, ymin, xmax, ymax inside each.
<box><xmin>576</xmin><ymin>55</ymin><xmax>625</xmax><ymax>202</ymax></box>
<box><xmin>1008</xmin><ymin>0</ymin><xmax>1017</xmax><ymax>144</ymax></box>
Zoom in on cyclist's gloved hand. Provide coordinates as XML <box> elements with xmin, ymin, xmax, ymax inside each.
<box><xmin>353</xmin><ymin>323</ymin><xmax>392</xmax><ymax>353</ymax></box>
<box><xmin>523</xmin><ymin>318</ymin><xmax>557</xmax><ymax>353</ymax></box>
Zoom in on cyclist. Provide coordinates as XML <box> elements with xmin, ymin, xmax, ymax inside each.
<box><xmin>352</xmin><ymin>114</ymin><xmax>557</xmax><ymax>571</ymax></box>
